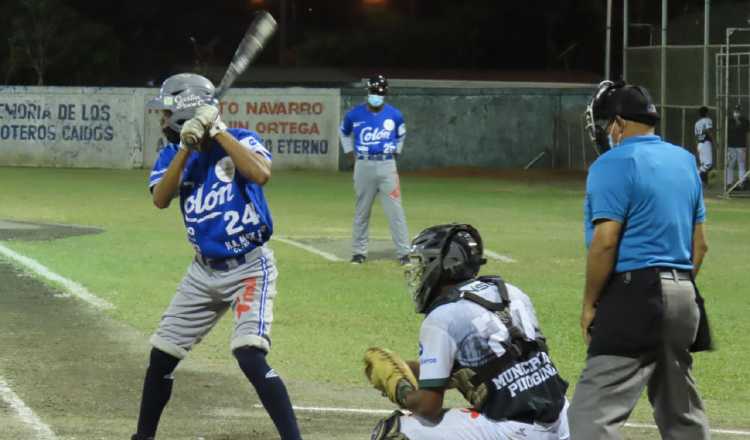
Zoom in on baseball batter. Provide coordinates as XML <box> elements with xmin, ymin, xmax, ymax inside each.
<box><xmin>694</xmin><ymin>106</ymin><xmax>714</xmax><ymax>185</ymax></box>
<box><xmin>365</xmin><ymin>224</ymin><xmax>569</xmax><ymax>440</ymax></box>
<box><xmin>340</xmin><ymin>75</ymin><xmax>410</xmax><ymax>264</ymax></box>
<box><xmin>131</xmin><ymin>73</ymin><xmax>302</xmax><ymax>440</ymax></box>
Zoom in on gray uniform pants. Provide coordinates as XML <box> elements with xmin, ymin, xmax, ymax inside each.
<box><xmin>569</xmin><ymin>273</ymin><xmax>709</xmax><ymax>439</ymax></box>
<box><xmin>150</xmin><ymin>245</ymin><xmax>277</xmax><ymax>359</ymax></box>
<box><xmin>352</xmin><ymin>159</ymin><xmax>410</xmax><ymax>257</ymax></box>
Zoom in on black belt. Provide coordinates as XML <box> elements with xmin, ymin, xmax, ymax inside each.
<box><xmin>613</xmin><ymin>267</ymin><xmax>692</xmax><ymax>283</ymax></box>
<box><xmin>198</xmin><ymin>252</ymin><xmax>249</xmax><ymax>271</ymax></box>
<box><xmin>357</xmin><ymin>154</ymin><xmax>393</xmax><ymax>161</ymax></box>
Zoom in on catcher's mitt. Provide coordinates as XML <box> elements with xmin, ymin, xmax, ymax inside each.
<box><xmin>363</xmin><ymin>347</ymin><xmax>418</xmax><ymax>407</ymax></box>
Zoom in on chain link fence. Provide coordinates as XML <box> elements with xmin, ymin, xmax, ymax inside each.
<box><xmin>623</xmin><ymin>1</ymin><xmax>750</xmax><ymax>195</ymax></box>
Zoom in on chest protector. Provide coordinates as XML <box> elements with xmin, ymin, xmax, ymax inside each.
<box><xmin>445</xmin><ymin>276</ymin><xmax>568</xmax><ymax>424</ymax></box>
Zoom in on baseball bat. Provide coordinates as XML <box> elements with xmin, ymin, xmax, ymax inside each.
<box><xmin>214</xmin><ymin>11</ymin><xmax>278</xmax><ymax>100</ymax></box>
<box><xmin>183</xmin><ymin>11</ymin><xmax>277</xmax><ymax>147</ymax></box>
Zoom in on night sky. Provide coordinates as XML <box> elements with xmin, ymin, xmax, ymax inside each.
<box><xmin>0</xmin><ymin>0</ymin><xmax>746</xmax><ymax>86</ymax></box>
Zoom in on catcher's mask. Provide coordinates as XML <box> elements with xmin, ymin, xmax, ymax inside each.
<box><xmin>585</xmin><ymin>80</ymin><xmax>660</xmax><ymax>155</ymax></box>
<box><xmin>147</xmin><ymin>73</ymin><xmax>218</xmax><ymax>143</ymax></box>
<box><xmin>405</xmin><ymin>224</ymin><xmax>487</xmax><ymax>314</ymax></box>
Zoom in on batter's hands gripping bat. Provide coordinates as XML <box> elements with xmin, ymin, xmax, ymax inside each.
<box><xmin>214</xmin><ymin>11</ymin><xmax>278</xmax><ymax>100</ymax></box>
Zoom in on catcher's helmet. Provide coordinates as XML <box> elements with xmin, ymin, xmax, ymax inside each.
<box><xmin>147</xmin><ymin>73</ymin><xmax>217</xmax><ymax>133</ymax></box>
<box><xmin>405</xmin><ymin>224</ymin><xmax>487</xmax><ymax>314</ymax></box>
<box><xmin>367</xmin><ymin>75</ymin><xmax>389</xmax><ymax>96</ymax></box>
<box><xmin>585</xmin><ymin>80</ymin><xmax>659</xmax><ymax>155</ymax></box>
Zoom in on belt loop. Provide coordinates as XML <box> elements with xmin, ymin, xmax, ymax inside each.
<box><xmin>624</xmin><ymin>272</ymin><xmax>631</xmax><ymax>284</ymax></box>
<box><xmin>672</xmin><ymin>268</ymin><xmax>678</xmax><ymax>282</ymax></box>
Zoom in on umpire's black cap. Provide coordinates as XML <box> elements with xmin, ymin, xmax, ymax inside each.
<box><xmin>593</xmin><ymin>81</ymin><xmax>660</xmax><ymax>126</ymax></box>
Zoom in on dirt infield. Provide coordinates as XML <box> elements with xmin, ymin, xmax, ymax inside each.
<box><xmin>0</xmin><ymin>220</ymin><xmax>102</xmax><ymax>242</ymax></box>
<box><xmin>0</xmin><ymin>222</ymin><xmax>383</xmax><ymax>439</ymax></box>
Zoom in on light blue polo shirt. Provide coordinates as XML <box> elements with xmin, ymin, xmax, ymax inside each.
<box><xmin>584</xmin><ymin>134</ymin><xmax>706</xmax><ymax>272</ymax></box>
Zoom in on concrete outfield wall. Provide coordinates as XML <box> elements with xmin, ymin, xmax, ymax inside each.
<box><xmin>0</xmin><ymin>86</ymin><xmax>341</xmax><ymax>171</ymax></box>
<box><xmin>0</xmin><ymin>86</ymin><xmax>146</xmax><ymax>169</ymax></box>
<box><xmin>142</xmin><ymin>88</ymin><xmax>341</xmax><ymax>171</ymax></box>
<box><xmin>341</xmin><ymin>86</ymin><xmax>595</xmax><ymax>171</ymax></box>
<box><xmin>0</xmin><ymin>85</ymin><xmax>594</xmax><ymax>171</ymax></box>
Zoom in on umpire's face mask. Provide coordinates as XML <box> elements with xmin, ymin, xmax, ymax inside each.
<box><xmin>586</xmin><ymin>81</ymin><xmax>617</xmax><ymax>155</ymax></box>
<box><xmin>607</xmin><ymin>119</ymin><xmax>624</xmax><ymax>148</ymax></box>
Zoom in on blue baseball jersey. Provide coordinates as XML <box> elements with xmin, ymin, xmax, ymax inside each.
<box><xmin>584</xmin><ymin>134</ymin><xmax>706</xmax><ymax>272</ymax></box>
<box><xmin>149</xmin><ymin>128</ymin><xmax>274</xmax><ymax>259</ymax></box>
<box><xmin>340</xmin><ymin>103</ymin><xmax>406</xmax><ymax>155</ymax></box>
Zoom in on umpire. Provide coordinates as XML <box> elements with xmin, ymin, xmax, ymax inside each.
<box><xmin>569</xmin><ymin>80</ymin><xmax>711</xmax><ymax>439</ymax></box>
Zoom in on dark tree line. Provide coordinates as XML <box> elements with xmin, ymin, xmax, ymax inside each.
<box><xmin>2</xmin><ymin>0</ymin><xmax>746</xmax><ymax>86</ymax></box>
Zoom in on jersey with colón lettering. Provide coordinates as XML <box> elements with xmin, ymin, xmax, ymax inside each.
<box><xmin>149</xmin><ymin>128</ymin><xmax>273</xmax><ymax>259</ymax></box>
<box><xmin>340</xmin><ymin>103</ymin><xmax>406</xmax><ymax>156</ymax></box>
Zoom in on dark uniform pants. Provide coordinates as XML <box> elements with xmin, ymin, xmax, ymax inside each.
<box><xmin>569</xmin><ymin>270</ymin><xmax>710</xmax><ymax>439</ymax></box>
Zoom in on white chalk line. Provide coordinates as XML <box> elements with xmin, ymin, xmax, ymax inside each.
<box><xmin>255</xmin><ymin>405</ymin><xmax>750</xmax><ymax>436</ymax></box>
<box><xmin>273</xmin><ymin>236</ymin><xmax>517</xmax><ymax>265</ymax></box>
<box><xmin>0</xmin><ymin>376</ymin><xmax>58</xmax><ymax>439</ymax></box>
<box><xmin>0</xmin><ymin>243</ymin><xmax>114</xmax><ymax>310</ymax></box>
<box><xmin>624</xmin><ymin>422</ymin><xmax>750</xmax><ymax>436</ymax></box>
<box><xmin>272</xmin><ymin>237</ymin><xmax>344</xmax><ymax>262</ymax></box>
<box><xmin>254</xmin><ymin>404</ymin><xmax>391</xmax><ymax>415</ymax></box>
<box><xmin>484</xmin><ymin>249</ymin><xmax>517</xmax><ymax>263</ymax></box>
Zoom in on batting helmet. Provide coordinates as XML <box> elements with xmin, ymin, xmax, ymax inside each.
<box><xmin>147</xmin><ymin>73</ymin><xmax>218</xmax><ymax>134</ymax></box>
<box><xmin>585</xmin><ymin>80</ymin><xmax>660</xmax><ymax>154</ymax></box>
<box><xmin>405</xmin><ymin>224</ymin><xmax>487</xmax><ymax>314</ymax></box>
<box><xmin>367</xmin><ymin>75</ymin><xmax>389</xmax><ymax>96</ymax></box>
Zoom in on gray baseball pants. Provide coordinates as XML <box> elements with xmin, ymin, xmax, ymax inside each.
<box><xmin>352</xmin><ymin>159</ymin><xmax>410</xmax><ymax>257</ymax></box>
<box><xmin>569</xmin><ymin>274</ymin><xmax>710</xmax><ymax>440</ymax></box>
<box><xmin>150</xmin><ymin>245</ymin><xmax>277</xmax><ymax>359</ymax></box>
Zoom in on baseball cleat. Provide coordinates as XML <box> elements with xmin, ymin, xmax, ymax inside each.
<box><xmin>351</xmin><ymin>254</ymin><xmax>366</xmax><ymax>264</ymax></box>
<box><xmin>398</xmin><ymin>255</ymin><xmax>410</xmax><ymax>266</ymax></box>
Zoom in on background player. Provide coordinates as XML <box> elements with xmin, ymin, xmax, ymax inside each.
<box><xmin>727</xmin><ymin>104</ymin><xmax>750</xmax><ymax>191</ymax></box>
<box><xmin>694</xmin><ymin>106</ymin><xmax>714</xmax><ymax>186</ymax></box>
<box><xmin>340</xmin><ymin>75</ymin><xmax>410</xmax><ymax>265</ymax></box>
<box><xmin>132</xmin><ymin>73</ymin><xmax>302</xmax><ymax>440</ymax></box>
<box><xmin>365</xmin><ymin>224</ymin><xmax>569</xmax><ymax>440</ymax></box>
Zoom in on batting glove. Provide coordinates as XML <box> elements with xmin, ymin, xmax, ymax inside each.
<box><xmin>193</xmin><ymin>104</ymin><xmax>228</xmax><ymax>138</ymax></box>
<box><xmin>180</xmin><ymin>118</ymin><xmax>206</xmax><ymax>151</ymax></box>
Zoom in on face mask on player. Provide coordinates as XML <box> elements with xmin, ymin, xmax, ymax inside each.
<box><xmin>367</xmin><ymin>94</ymin><xmax>385</xmax><ymax>108</ymax></box>
<box><xmin>162</xmin><ymin>126</ymin><xmax>181</xmax><ymax>144</ymax></box>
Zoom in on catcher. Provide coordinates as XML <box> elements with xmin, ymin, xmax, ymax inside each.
<box><xmin>364</xmin><ymin>224</ymin><xmax>570</xmax><ymax>440</ymax></box>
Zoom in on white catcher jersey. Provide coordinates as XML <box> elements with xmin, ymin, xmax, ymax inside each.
<box><xmin>695</xmin><ymin>117</ymin><xmax>713</xmax><ymax>143</ymax></box>
<box><xmin>418</xmin><ymin>280</ymin><xmax>541</xmax><ymax>389</ymax></box>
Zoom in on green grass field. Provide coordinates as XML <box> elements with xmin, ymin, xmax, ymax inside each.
<box><xmin>0</xmin><ymin>166</ymin><xmax>748</xmax><ymax>439</ymax></box>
